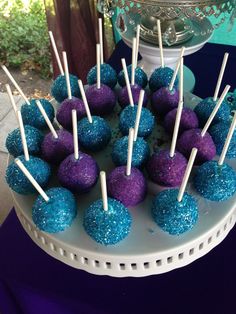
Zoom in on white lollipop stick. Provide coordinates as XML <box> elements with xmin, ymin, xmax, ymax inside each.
<box><xmin>62</xmin><ymin>51</ymin><xmax>72</xmax><ymax>100</ymax></box>
<box><xmin>96</xmin><ymin>43</ymin><xmax>101</xmax><ymax>89</ymax></box>
<box><xmin>35</xmin><ymin>100</ymin><xmax>58</xmax><ymax>139</ymax></box>
<box><xmin>126</xmin><ymin>128</ymin><xmax>135</xmax><ymax>176</ymax></box>
<box><xmin>169</xmin><ymin>101</ymin><xmax>183</xmax><ymax>158</ymax></box>
<box><xmin>134</xmin><ymin>90</ymin><xmax>145</xmax><ymax>142</ymax></box>
<box><xmin>15</xmin><ymin>158</ymin><xmax>49</xmax><ymax>202</ymax></box>
<box><xmin>6</xmin><ymin>84</ymin><xmax>17</xmax><ymax>114</ymax></box>
<box><xmin>135</xmin><ymin>24</ymin><xmax>141</xmax><ymax>68</ymax></box>
<box><xmin>169</xmin><ymin>46</ymin><xmax>185</xmax><ymax>91</ymax></box>
<box><xmin>78</xmin><ymin>80</ymin><xmax>93</xmax><ymax>123</ymax></box>
<box><xmin>201</xmin><ymin>84</ymin><xmax>231</xmax><ymax>137</ymax></box>
<box><xmin>157</xmin><ymin>20</ymin><xmax>164</xmax><ymax>68</ymax></box>
<box><xmin>2</xmin><ymin>65</ymin><xmax>30</xmax><ymax>105</ymax></box>
<box><xmin>121</xmin><ymin>58</ymin><xmax>134</xmax><ymax>107</ymax></box>
<box><xmin>48</xmin><ymin>31</ymin><xmax>64</xmax><ymax>76</ymax></box>
<box><xmin>218</xmin><ymin>111</ymin><xmax>236</xmax><ymax>166</ymax></box>
<box><xmin>177</xmin><ymin>147</ymin><xmax>198</xmax><ymax>202</ymax></box>
<box><xmin>179</xmin><ymin>57</ymin><xmax>184</xmax><ymax>104</ymax></box>
<box><xmin>213</xmin><ymin>52</ymin><xmax>229</xmax><ymax>102</ymax></box>
<box><xmin>98</xmin><ymin>18</ymin><xmax>104</xmax><ymax>65</ymax></box>
<box><xmin>131</xmin><ymin>37</ymin><xmax>137</xmax><ymax>86</ymax></box>
<box><xmin>72</xmin><ymin>109</ymin><xmax>79</xmax><ymax>160</ymax></box>
<box><xmin>100</xmin><ymin>171</ymin><xmax>108</xmax><ymax>211</ymax></box>
<box><xmin>16</xmin><ymin>110</ymin><xmax>29</xmax><ymax>162</ymax></box>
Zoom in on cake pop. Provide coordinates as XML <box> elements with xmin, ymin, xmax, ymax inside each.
<box><xmin>56</xmin><ymin>51</ymin><xmax>86</xmax><ymax>130</ymax></box>
<box><xmin>177</xmin><ymin>85</ymin><xmax>230</xmax><ymax>165</ymax></box>
<box><xmin>83</xmin><ymin>171</ymin><xmax>132</xmax><ymax>245</ymax></box>
<box><xmin>210</xmin><ymin>121</ymin><xmax>236</xmax><ymax>158</ymax></box>
<box><xmin>194</xmin><ymin>53</ymin><xmax>231</xmax><ymax>127</ymax></box>
<box><xmin>194</xmin><ymin>112</ymin><xmax>236</xmax><ymax>201</ymax></box>
<box><xmin>6</xmin><ymin>113</ymin><xmax>51</xmax><ymax>195</ymax></box>
<box><xmin>108</xmin><ymin>129</ymin><xmax>147</xmax><ymax>206</ymax></box>
<box><xmin>36</xmin><ymin>100</ymin><xmax>74</xmax><ymax>164</ymax></box>
<box><xmin>151</xmin><ymin>47</ymin><xmax>184</xmax><ymax>116</ymax></box>
<box><xmin>77</xmin><ymin>80</ymin><xmax>111</xmax><ymax>152</ymax></box>
<box><xmin>118</xmin><ymin>84</ymin><xmax>148</xmax><ymax>108</ymax></box>
<box><xmin>85</xmin><ymin>44</ymin><xmax>116</xmax><ymax>115</ymax></box>
<box><xmin>225</xmin><ymin>88</ymin><xmax>236</xmax><ymax>113</ymax></box>
<box><xmin>58</xmin><ymin>110</ymin><xmax>99</xmax><ymax>194</ymax></box>
<box><xmin>48</xmin><ymin>31</ymin><xmax>81</xmax><ymax>103</ymax></box>
<box><xmin>87</xmin><ymin>19</ymin><xmax>117</xmax><ymax>89</ymax></box>
<box><xmin>164</xmin><ymin>107</ymin><xmax>199</xmax><ymax>135</ymax></box>
<box><xmin>149</xmin><ymin>20</ymin><xmax>178</xmax><ymax>92</ymax></box>
<box><xmin>152</xmin><ymin>148</ymin><xmax>199</xmax><ymax>235</ymax></box>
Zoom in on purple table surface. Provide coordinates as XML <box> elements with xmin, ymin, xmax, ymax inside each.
<box><xmin>1</xmin><ymin>43</ymin><xmax>236</xmax><ymax>314</ymax></box>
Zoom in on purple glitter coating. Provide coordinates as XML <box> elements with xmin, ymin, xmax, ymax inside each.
<box><xmin>164</xmin><ymin>107</ymin><xmax>199</xmax><ymax>135</ymax></box>
<box><xmin>118</xmin><ymin>84</ymin><xmax>148</xmax><ymax>108</ymax></box>
<box><xmin>146</xmin><ymin>149</ymin><xmax>187</xmax><ymax>187</ymax></box>
<box><xmin>177</xmin><ymin>128</ymin><xmax>216</xmax><ymax>165</ymax></box>
<box><xmin>151</xmin><ymin>87</ymin><xmax>179</xmax><ymax>116</ymax></box>
<box><xmin>58</xmin><ymin>153</ymin><xmax>99</xmax><ymax>194</ymax></box>
<box><xmin>56</xmin><ymin>97</ymin><xmax>86</xmax><ymax>130</ymax></box>
<box><xmin>85</xmin><ymin>84</ymin><xmax>116</xmax><ymax>115</ymax></box>
<box><xmin>41</xmin><ymin>129</ymin><xmax>74</xmax><ymax>165</ymax></box>
<box><xmin>107</xmin><ymin>166</ymin><xmax>147</xmax><ymax>207</ymax></box>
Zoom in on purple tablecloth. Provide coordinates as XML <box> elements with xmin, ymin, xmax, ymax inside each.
<box><xmin>1</xmin><ymin>42</ymin><xmax>236</xmax><ymax>314</ymax></box>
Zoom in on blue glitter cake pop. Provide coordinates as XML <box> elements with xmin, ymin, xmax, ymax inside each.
<box><xmin>118</xmin><ymin>65</ymin><xmax>148</xmax><ymax>88</ymax></box>
<box><xmin>225</xmin><ymin>89</ymin><xmax>236</xmax><ymax>113</ymax></box>
<box><xmin>21</xmin><ymin>99</ymin><xmax>55</xmax><ymax>130</ymax></box>
<box><xmin>194</xmin><ymin>97</ymin><xmax>230</xmax><ymax>127</ymax></box>
<box><xmin>119</xmin><ymin>105</ymin><xmax>155</xmax><ymax>138</ymax></box>
<box><xmin>112</xmin><ymin>135</ymin><xmax>150</xmax><ymax>168</ymax></box>
<box><xmin>152</xmin><ymin>189</ymin><xmax>198</xmax><ymax>235</ymax></box>
<box><xmin>87</xmin><ymin>63</ymin><xmax>117</xmax><ymax>89</ymax></box>
<box><xmin>6</xmin><ymin>125</ymin><xmax>43</xmax><ymax>157</ymax></box>
<box><xmin>6</xmin><ymin>155</ymin><xmax>51</xmax><ymax>195</ymax></box>
<box><xmin>77</xmin><ymin>116</ymin><xmax>111</xmax><ymax>152</ymax></box>
<box><xmin>32</xmin><ymin>187</ymin><xmax>77</xmax><ymax>233</ymax></box>
<box><xmin>51</xmin><ymin>74</ymin><xmax>81</xmax><ymax>103</ymax></box>
<box><xmin>149</xmin><ymin>67</ymin><xmax>178</xmax><ymax>92</ymax></box>
<box><xmin>84</xmin><ymin>198</ymin><xmax>131</xmax><ymax>245</ymax></box>
<box><xmin>194</xmin><ymin>160</ymin><xmax>236</xmax><ymax>201</ymax></box>
<box><xmin>209</xmin><ymin>121</ymin><xmax>236</xmax><ymax>158</ymax></box>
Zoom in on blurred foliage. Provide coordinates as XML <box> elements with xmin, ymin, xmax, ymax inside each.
<box><xmin>0</xmin><ymin>0</ymin><xmax>52</xmax><ymax>78</ymax></box>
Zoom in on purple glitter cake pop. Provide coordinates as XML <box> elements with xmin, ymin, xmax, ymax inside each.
<box><xmin>146</xmin><ymin>149</ymin><xmax>187</xmax><ymax>187</ymax></box>
<box><xmin>56</xmin><ymin>97</ymin><xmax>86</xmax><ymax>130</ymax></box>
<box><xmin>85</xmin><ymin>84</ymin><xmax>116</xmax><ymax>115</ymax></box>
<box><xmin>118</xmin><ymin>84</ymin><xmax>148</xmax><ymax>109</ymax></box>
<box><xmin>107</xmin><ymin>166</ymin><xmax>147</xmax><ymax>207</ymax></box>
<box><xmin>164</xmin><ymin>107</ymin><xmax>199</xmax><ymax>135</ymax></box>
<box><xmin>58</xmin><ymin>152</ymin><xmax>99</xmax><ymax>194</ymax></box>
<box><xmin>151</xmin><ymin>87</ymin><xmax>179</xmax><ymax>116</ymax></box>
<box><xmin>41</xmin><ymin>129</ymin><xmax>74</xmax><ymax>164</ymax></box>
<box><xmin>177</xmin><ymin>128</ymin><xmax>216</xmax><ymax>165</ymax></box>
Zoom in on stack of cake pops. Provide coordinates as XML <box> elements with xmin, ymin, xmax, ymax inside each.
<box><xmin>3</xmin><ymin>17</ymin><xmax>236</xmax><ymax>251</ymax></box>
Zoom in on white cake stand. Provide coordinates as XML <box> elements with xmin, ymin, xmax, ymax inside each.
<box><xmin>120</xmin><ymin>18</ymin><xmax>213</xmax><ymax>92</ymax></box>
<box><xmin>9</xmin><ymin>93</ymin><xmax>236</xmax><ymax>277</ymax></box>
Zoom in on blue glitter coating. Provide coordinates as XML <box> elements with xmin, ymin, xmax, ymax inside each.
<box><xmin>51</xmin><ymin>74</ymin><xmax>81</xmax><ymax>103</ymax></box>
<box><xmin>77</xmin><ymin>116</ymin><xmax>111</xmax><ymax>151</ymax></box>
<box><xmin>149</xmin><ymin>67</ymin><xmax>178</xmax><ymax>92</ymax></box>
<box><xmin>118</xmin><ymin>65</ymin><xmax>148</xmax><ymax>88</ymax></box>
<box><xmin>6</xmin><ymin>155</ymin><xmax>51</xmax><ymax>195</ymax></box>
<box><xmin>194</xmin><ymin>97</ymin><xmax>230</xmax><ymax>127</ymax></box>
<box><xmin>87</xmin><ymin>63</ymin><xmax>117</xmax><ymax>89</ymax></box>
<box><xmin>225</xmin><ymin>89</ymin><xmax>236</xmax><ymax>113</ymax></box>
<box><xmin>112</xmin><ymin>136</ymin><xmax>150</xmax><ymax>168</ymax></box>
<box><xmin>32</xmin><ymin>187</ymin><xmax>77</xmax><ymax>233</ymax></box>
<box><xmin>119</xmin><ymin>105</ymin><xmax>155</xmax><ymax>138</ymax></box>
<box><xmin>194</xmin><ymin>160</ymin><xmax>236</xmax><ymax>201</ymax></box>
<box><xmin>6</xmin><ymin>125</ymin><xmax>43</xmax><ymax>157</ymax></box>
<box><xmin>83</xmin><ymin>198</ymin><xmax>132</xmax><ymax>245</ymax></box>
<box><xmin>152</xmin><ymin>189</ymin><xmax>198</xmax><ymax>235</ymax></box>
<box><xmin>209</xmin><ymin>121</ymin><xmax>236</xmax><ymax>158</ymax></box>
<box><xmin>21</xmin><ymin>99</ymin><xmax>55</xmax><ymax>130</ymax></box>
